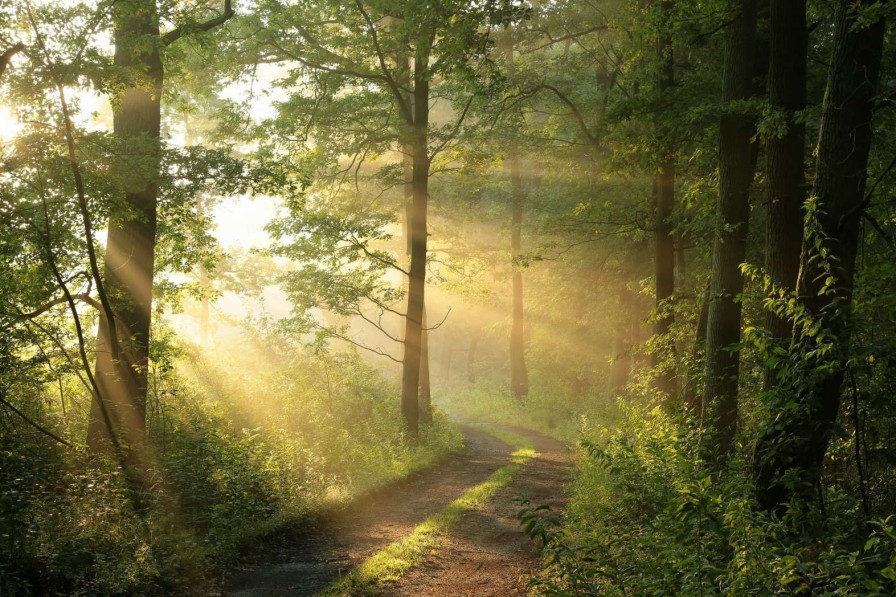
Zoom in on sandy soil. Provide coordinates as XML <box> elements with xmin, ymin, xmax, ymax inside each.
<box><xmin>225</xmin><ymin>424</ymin><xmax>570</xmax><ymax>597</ymax></box>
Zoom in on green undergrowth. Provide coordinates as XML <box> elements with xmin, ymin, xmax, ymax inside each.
<box><xmin>0</xmin><ymin>331</ymin><xmax>463</xmax><ymax>595</ymax></box>
<box><xmin>520</xmin><ymin>400</ymin><xmax>896</xmax><ymax>595</ymax></box>
<box><xmin>320</xmin><ymin>426</ymin><xmax>537</xmax><ymax>596</ymax></box>
<box><xmin>439</xmin><ymin>383</ymin><xmax>619</xmax><ymax>442</ymax></box>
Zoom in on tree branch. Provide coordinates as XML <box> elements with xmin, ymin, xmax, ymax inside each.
<box><xmin>354</xmin><ymin>0</ymin><xmax>413</xmax><ymax>122</ymax></box>
<box><xmin>0</xmin><ymin>42</ymin><xmax>24</xmax><ymax>78</ymax></box>
<box><xmin>163</xmin><ymin>0</ymin><xmax>235</xmax><ymax>46</ymax></box>
<box><xmin>0</xmin><ymin>392</ymin><xmax>72</xmax><ymax>447</ymax></box>
<box><xmin>20</xmin><ymin>293</ymin><xmax>101</xmax><ymax>319</ymax></box>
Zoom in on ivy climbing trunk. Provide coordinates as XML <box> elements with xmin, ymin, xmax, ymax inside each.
<box><xmin>754</xmin><ymin>0</ymin><xmax>887</xmax><ymax>511</ymax></box>
<box><xmin>87</xmin><ymin>0</ymin><xmax>162</xmax><ymax>464</ymax></box>
<box><xmin>703</xmin><ymin>0</ymin><xmax>759</xmax><ymax>456</ymax></box>
<box><xmin>763</xmin><ymin>0</ymin><xmax>806</xmax><ymax>390</ymax></box>
<box><xmin>508</xmin><ymin>146</ymin><xmax>529</xmax><ymax>399</ymax></box>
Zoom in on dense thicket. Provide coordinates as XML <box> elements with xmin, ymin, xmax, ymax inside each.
<box><xmin>1</xmin><ymin>0</ymin><xmax>895</xmax><ymax>593</ymax></box>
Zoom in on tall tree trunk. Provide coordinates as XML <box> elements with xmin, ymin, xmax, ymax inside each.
<box><xmin>652</xmin><ymin>0</ymin><xmax>677</xmax><ymax>401</ymax></box>
<box><xmin>87</xmin><ymin>0</ymin><xmax>162</xmax><ymax>461</ymax></box>
<box><xmin>419</xmin><ymin>304</ymin><xmax>432</xmax><ymax>424</ymax></box>
<box><xmin>610</xmin><ymin>289</ymin><xmax>633</xmax><ymax>397</ymax></box>
<box><xmin>683</xmin><ymin>283</ymin><xmax>710</xmax><ymax>411</ymax></box>
<box><xmin>199</xmin><ymin>265</ymin><xmax>210</xmax><ymax>344</ymax></box>
<box><xmin>754</xmin><ymin>0</ymin><xmax>886</xmax><ymax>511</ymax></box>
<box><xmin>400</xmin><ymin>70</ymin><xmax>429</xmax><ymax>443</ymax></box>
<box><xmin>703</xmin><ymin>0</ymin><xmax>759</xmax><ymax>456</ymax></box>
<box><xmin>508</xmin><ymin>146</ymin><xmax>529</xmax><ymax>399</ymax></box>
<box><xmin>467</xmin><ymin>334</ymin><xmax>479</xmax><ymax>386</ymax></box>
<box><xmin>763</xmin><ymin>0</ymin><xmax>807</xmax><ymax>390</ymax></box>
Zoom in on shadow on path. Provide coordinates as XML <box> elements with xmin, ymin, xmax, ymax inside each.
<box><xmin>226</xmin><ymin>425</ymin><xmax>517</xmax><ymax>596</ymax></box>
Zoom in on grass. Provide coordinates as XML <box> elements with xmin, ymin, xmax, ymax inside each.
<box><xmin>318</xmin><ymin>425</ymin><xmax>537</xmax><ymax>596</ymax></box>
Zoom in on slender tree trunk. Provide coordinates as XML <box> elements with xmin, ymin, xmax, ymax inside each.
<box><xmin>199</xmin><ymin>266</ymin><xmax>210</xmax><ymax>344</ymax></box>
<box><xmin>467</xmin><ymin>334</ymin><xmax>479</xmax><ymax>386</ymax></box>
<box><xmin>652</xmin><ymin>0</ymin><xmax>677</xmax><ymax>402</ymax></box>
<box><xmin>683</xmin><ymin>283</ymin><xmax>710</xmax><ymax>411</ymax></box>
<box><xmin>402</xmin><ymin>137</ymin><xmax>432</xmax><ymax>425</ymax></box>
<box><xmin>703</xmin><ymin>0</ymin><xmax>759</xmax><ymax>456</ymax></box>
<box><xmin>419</xmin><ymin>305</ymin><xmax>432</xmax><ymax>424</ymax></box>
<box><xmin>508</xmin><ymin>146</ymin><xmax>529</xmax><ymax>399</ymax></box>
<box><xmin>754</xmin><ymin>0</ymin><xmax>887</xmax><ymax>511</ymax></box>
<box><xmin>763</xmin><ymin>0</ymin><xmax>807</xmax><ymax>390</ymax></box>
<box><xmin>610</xmin><ymin>290</ymin><xmax>633</xmax><ymax>397</ymax></box>
<box><xmin>87</xmin><ymin>0</ymin><xmax>162</xmax><ymax>461</ymax></box>
<box><xmin>400</xmin><ymin>71</ymin><xmax>429</xmax><ymax>443</ymax></box>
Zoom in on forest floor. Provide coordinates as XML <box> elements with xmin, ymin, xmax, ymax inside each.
<box><xmin>225</xmin><ymin>423</ymin><xmax>570</xmax><ymax>596</ymax></box>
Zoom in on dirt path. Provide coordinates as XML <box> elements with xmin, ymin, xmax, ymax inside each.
<box><xmin>226</xmin><ymin>424</ymin><xmax>570</xmax><ymax>596</ymax></box>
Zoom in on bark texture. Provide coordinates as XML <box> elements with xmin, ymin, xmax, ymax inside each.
<box><xmin>400</xmin><ymin>71</ymin><xmax>430</xmax><ymax>442</ymax></box>
<box><xmin>702</xmin><ymin>0</ymin><xmax>758</xmax><ymax>456</ymax></box>
<box><xmin>652</xmin><ymin>0</ymin><xmax>677</xmax><ymax>401</ymax></box>
<box><xmin>754</xmin><ymin>0</ymin><xmax>887</xmax><ymax>511</ymax></box>
<box><xmin>763</xmin><ymin>0</ymin><xmax>807</xmax><ymax>390</ymax></box>
<box><xmin>87</xmin><ymin>0</ymin><xmax>162</xmax><ymax>460</ymax></box>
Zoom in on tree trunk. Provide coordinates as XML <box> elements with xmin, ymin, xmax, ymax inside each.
<box><xmin>87</xmin><ymin>0</ymin><xmax>162</xmax><ymax>462</ymax></box>
<box><xmin>683</xmin><ymin>283</ymin><xmax>710</xmax><ymax>411</ymax></box>
<box><xmin>652</xmin><ymin>0</ymin><xmax>677</xmax><ymax>402</ymax></box>
<box><xmin>508</xmin><ymin>146</ymin><xmax>529</xmax><ymax>399</ymax></box>
<box><xmin>419</xmin><ymin>304</ymin><xmax>432</xmax><ymax>425</ymax></box>
<box><xmin>754</xmin><ymin>0</ymin><xmax>887</xmax><ymax>511</ymax></box>
<box><xmin>400</xmin><ymin>71</ymin><xmax>429</xmax><ymax>443</ymax></box>
<box><xmin>199</xmin><ymin>266</ymin><xmax>210</xmax><ymax>344</ymax></box>
<box><xmin>610</xmin><ymin>290</ymin><xmax>633</xmax><ymax>397</ymax></box>
<box><xmin>467</xmin><ymin>334</ymin><xmax>479</xmax><ymax>386</ymax></box>
<box><xmin>703</xmin><ymin>0</ymin><xmax>759</xmax><ymax>456</ymax></box>
<box><xmin>763</xmin><ymin>0</ymin><xmax>806</xmax><ymax>390</ymax></box>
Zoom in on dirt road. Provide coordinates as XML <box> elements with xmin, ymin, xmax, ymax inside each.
<box><xmin>226</xmin><ymin>424</ymin><xmax>570</xmax><ymax>596</ymax></box>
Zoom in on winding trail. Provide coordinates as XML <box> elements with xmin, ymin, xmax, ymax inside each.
<box><xmin>226</xmin><ymin>423</ymin><xmax>570</xmax><ymax>596</ymax></box>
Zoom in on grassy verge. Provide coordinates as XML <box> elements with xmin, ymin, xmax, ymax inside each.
<box><xmin>318</xmin><ymin>426</ymin><xmax>537</xmax><ymax>596</ymax></box>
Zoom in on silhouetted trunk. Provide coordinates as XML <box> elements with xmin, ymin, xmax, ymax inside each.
<box><xmin>508</xmin><ymin>147</ymin><xmax>529</xmax><ymax>399</ymax></box>
<box><xmin>763</xmin><ymin>0</ymin><xmax>806</xmax><ymax>390</ymax></box>
<box><xmin>87</xmin><ymin>0</ymin><xmax>162</xmax><ymax>461</ymax></box>
<box><xmin>400</xmin><ymin>69</ymin><xmax>429</xmax><ymax>443</ymax></box>
<box><xmin>684</xmin><ymin>284</ymin><xmax>710</xmax><ymax>411</ymax></box>
<box><xmin>652</xmin><ymin>0</ymin><xmax>677</xmax><ymax>401</ymax></box>
<box><xmin>703</xmin><ymin>0</ymin><xmax>759</xmax><ymax>456</ymax></box>
<box><xmin>0</xmin><ymin>43</ymin><xmax>24</xmax><ymax>79</ymax></box>
<box><xmin>754</xmin><ymin>0</ymin><xmax>886</xmax><ymax>511</ymax></box>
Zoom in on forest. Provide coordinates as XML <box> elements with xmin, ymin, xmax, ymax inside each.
<box><xmin>1</xmin><ymin>0</ymin><xmax>896</xmax><ymax>594</ymax></box>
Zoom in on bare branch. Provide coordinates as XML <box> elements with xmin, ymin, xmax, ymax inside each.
<box><xmin>430</xmin><ymin>92</ymin><xmax>477</xmax><ymax>159</ymax></box>
<box><xmin>318</xmin><ymin>323</ymin><xmax>403</xmax><ymax>363</ymax></box>
<box><xmin>424</xmin><ymin>305</ymin><xmax>451</xmax><ymax>331</ymax></box>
